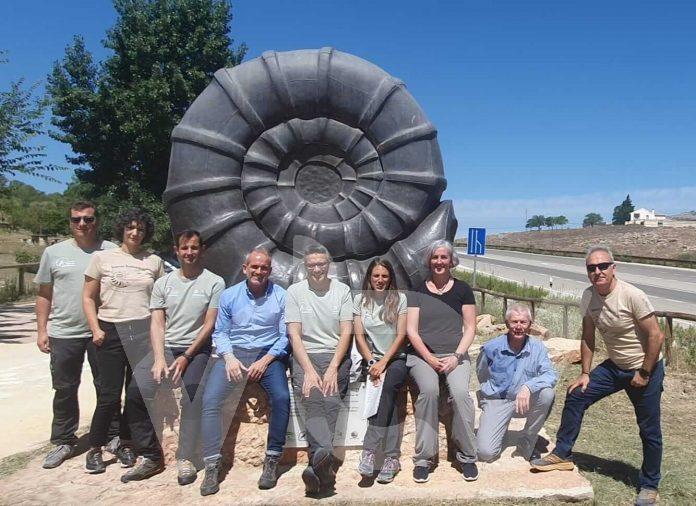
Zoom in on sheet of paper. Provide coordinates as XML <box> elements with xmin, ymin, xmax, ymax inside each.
<box><xmin>362</xmin><ymin>375</ymin><xmax>384</xmax><ymax>419</ymax></box>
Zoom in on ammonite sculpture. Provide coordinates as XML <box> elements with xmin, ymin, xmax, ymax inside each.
<box><xmin>165</xmin><ymin>48</ymin><xmax>457</xmax><ymax>289</ymax></box>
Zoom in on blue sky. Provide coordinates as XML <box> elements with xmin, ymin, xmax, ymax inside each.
<box><xmin>3</xmin><ymin>0</ymin><xmax>696</xmax><ymax>234</ymax></box>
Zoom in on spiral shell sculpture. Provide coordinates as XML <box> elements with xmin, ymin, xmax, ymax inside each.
<box><xmin>165</xmin><ymin>48</ymin><xmax>457</xmax><ymax>289</ymax></box>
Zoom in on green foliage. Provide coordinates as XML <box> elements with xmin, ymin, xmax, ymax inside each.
<box><xmin>526</xmin><ymin>215</ymin><xmax>568</xmax><ymax>230</ymax></box>
<box><xmin>0</xmin><ymin>180</ymin><xmax>69</xmax><ymax>235</ymax></box>
<box><xmin>14</xmin><ymin>249</ymin><xmax>41</xmax><ymax>264</ymax></box>
<box><xmin>612</xmin><ymin>194</ymin><xmax>634</xmax><ymax>225</ymax></box>
<box><xmin>453</xmin><ymin>269</ymin><xmax>549</xmax><ymax>299</ymax></box>
<box><xmin>526</xmin><ymin>215</ymin><xmax>545</xmax><ymax>230</ymax></box>
<box><xmin>582</xmin><ymin>212</ymin><xmax>605</xmax><ymax>227</ymax></box>
<box><xmin>47</xmin><ymin>0</ymin><xmax>246</xmax><ymax>197</ymax></box>
<box><xmin>0</xmin><ymin>53</ymin><xmax>61</xmax><ymax>182</ymax></box>
<box><xmin>0</xmin><ymin>279</ymin><xmax>21</xmax><ymax>304</ymax></box>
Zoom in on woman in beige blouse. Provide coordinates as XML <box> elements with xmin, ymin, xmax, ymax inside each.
<box><xmin>82</xmin><ymin>209</ymin><xmax>164</xmax><ymax>474</ymax></box>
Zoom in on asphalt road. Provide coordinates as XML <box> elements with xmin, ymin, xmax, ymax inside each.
<box><xmin>456</xmin><ymin>248</ymin><xmax>696</xmax><ymax>315</ymax></box>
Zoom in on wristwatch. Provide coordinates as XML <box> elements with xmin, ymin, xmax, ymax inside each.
<box><xmin>454</xmin><ymin>352</ymin><xmax>465</xmax><ymax>364</ymax></box>
<box><xmin>367</xmin><ymin>358</ymin><xmax>377</xmax><ymax>367</ymax></box>
<box><xmin>183</xmin><ymin>352</ymin><xmax>193</xmax><ymax>363</ymax></box>
<box><xmin>637</xmin><ymin>368</ymin><xmax>651</xmax><ymax>380</ymax></box>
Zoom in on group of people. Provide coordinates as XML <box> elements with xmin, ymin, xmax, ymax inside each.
<box><xmin>35</xmin><ymin>201</ymin><xmax>665</xmax><ymax>506</ymax></box>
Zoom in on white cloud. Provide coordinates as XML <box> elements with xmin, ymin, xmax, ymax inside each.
<box><xmin>452</xmin><ymin>186</ymin><xmax>696</xmax><ymax>235</ymax></box>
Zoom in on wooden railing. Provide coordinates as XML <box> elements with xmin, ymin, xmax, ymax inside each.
<box><xmin>0</xmin><ymin>263</ymin><xmax>39</xmax><ymax>295</ymax></box>
<box><xmin>472</xmin><ymin>287</ymin><xmax>579</xmax><ymax>339</ymax></box>
<box><xmin>471</xmin><ymin>287</ymin><xmax>695</xmax><ymax>366</ymax></box>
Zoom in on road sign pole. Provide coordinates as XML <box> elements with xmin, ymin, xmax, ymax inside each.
<box><xmin>472</xmin><ymin>254</ymin><xmax>478</xmax><ymax>288</ymax></box>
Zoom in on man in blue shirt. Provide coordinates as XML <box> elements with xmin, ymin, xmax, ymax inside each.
<box><xmin>476</xmin><ymin>303</ymin><xmax>557</xmax><ymax>463</ymax></box>
<box><xmin>199</xmin><ymin>248</ymin><xmax>290</xmax><ymax>496</ymax></box>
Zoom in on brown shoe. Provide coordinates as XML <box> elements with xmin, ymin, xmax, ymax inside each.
<box><xmin>530</xmin><ymin>453</ymin><xmax>574</xmax><ymax>471</ymax></box>
<box><xmin>635</xmin><ymin>488</ymin><xmax>659</xmax><ymax>506</ymax></box>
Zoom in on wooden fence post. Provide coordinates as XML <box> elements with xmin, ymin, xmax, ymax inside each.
<box><xmin>664</xmin><ymin>316</ymin><xmax>673</xmax><ymax>366</ymax></box>
<box><xmin>563</xmin><ymin>305</ymin><xmax>569</xmax><ymax>339</ymax></box>
<box><xmin>480</xmin><ymin>291</ymin><xmax>486</xmax><ymax>314</ymax></box>
<box><xmin>18</xmin><ymin>267</ymin><xmax>25</xmax><ymax>295</ymax></box>
<box><xmin>502</xmin><ymin>297</ymin><xmax>507</xmax><ymax>322</ymax></box>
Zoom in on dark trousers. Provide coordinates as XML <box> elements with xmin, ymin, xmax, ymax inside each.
<box><xmin>127</xmin><ymin>347</ymin><xmax>211</xmax><ymax>461</ymax></box>
<box><xmin>291</xmin><ymin>353</ymin><xmax>351</xmax><ymax>458</ymax></box>
<box><xmin>363</xmin><ymin>357</ymin><xmax>408</xmax><ymax>457</ymax></box>
<box><xmin>201</xmin><ymin>350</ymin><xmax>291</xmax><ymax>458</ymax></box>
<box><xmin>48</xmin><ymin>337</ymin><xmax>119</xmax><ymax>445</ymax></box>
<box><xmin>89</xmin><ymin>319</ymin><xmax>150</xmax><ymax>448</ymax></box>
<box><xmin>554</xmin><ymin>359</ymin><xmax>664</xmax><ymax>490</ymax></box>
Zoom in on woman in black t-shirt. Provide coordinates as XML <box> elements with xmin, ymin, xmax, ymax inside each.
<box><xmin>406</xmin><ymin>240</ymin><xmax>479</xmax><ymax>483</ymax></box>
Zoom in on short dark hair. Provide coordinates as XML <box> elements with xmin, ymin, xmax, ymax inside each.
<box><xmin>303</xmin><ymin>244</ymin><xmax>332</xmax><ymax>263</ymax></box>
<box><xmin>114</xmin><ymin>208</ymin><xmax>155</xmax><ymax>244</ymax></box>
<box><xmin>69</xmin><ymin>201</ymin><xmax>97</xmax><ymax>218</ymax></box>
<box><xmin>174</xmin><ymin>229</ymin><xmax>203</xmax><ymax>248</ymax></box>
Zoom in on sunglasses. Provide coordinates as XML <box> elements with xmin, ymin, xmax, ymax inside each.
<box><xmin>70</xmin><ymin>216</ymin><xmax>96</xmax><ymax>224</ymax></box>
<box><xmin>586</xmin><ymin>262</ymin><xmax>614</xmax><ymax>273</ymax></box>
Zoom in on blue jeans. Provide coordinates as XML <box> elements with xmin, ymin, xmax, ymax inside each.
<box><xmin>554</xmin><ymin>359</ymin><xmax>664</xmax><ymax>490</ymax></box>
<box><xmin>201</xmin><ymin>350</ymin><xmax>290</xmax><ymax>459</ymax></box>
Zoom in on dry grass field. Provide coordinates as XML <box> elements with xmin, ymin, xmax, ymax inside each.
<box><xmin>487</xmin><ymin>225</ymin><xmax>696</xmax><ymax>261</ymax></box>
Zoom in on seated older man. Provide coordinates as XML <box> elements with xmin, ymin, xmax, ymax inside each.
<box><xmin>476</xmin><ymin>303</ymin><xmax>558</xmax><ymax>462</ymax></box>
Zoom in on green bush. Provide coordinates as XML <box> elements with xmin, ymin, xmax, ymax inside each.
<box><xmin>453</xmin><ymin>269</ymin><xmax>549</xmax><ymax>299</ymax></box>
<box><xmin>14</xmin><ymin>250</ymin><xmax>41</xmax><ymax>264</ymax></box>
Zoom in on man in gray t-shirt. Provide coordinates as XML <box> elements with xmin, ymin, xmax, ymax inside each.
<box><xmin>286</xmin><ymin>245</ymin><xmax>353</xmax><ymax>495</ymax></box>
<box><xmin>122</xmin><ymin>230</ymin><xmax>223</xmax><ymax>485</ymax></box>
<box><xmin>34</xmin><ymin>202</ymin><xmax>117</xmax><ymax>469</ymax></box>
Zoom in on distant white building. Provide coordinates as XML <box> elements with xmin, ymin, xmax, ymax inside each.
<box><xmin>626</xmin><ymin>208</ymin><xmax>667</xmax><ymax>227</ymax></box>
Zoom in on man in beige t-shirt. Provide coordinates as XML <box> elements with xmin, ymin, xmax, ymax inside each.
<box><xmin>532</xmin><ymin>246</ymin><xmax>664</xmax><ymax>506</ymax></box>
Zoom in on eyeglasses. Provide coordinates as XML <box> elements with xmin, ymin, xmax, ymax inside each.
<box><xmin>70</xmin><ymin>216</ymin><xmax>96</xmax><ymax>224</ymax></box>
<box><xmin>586</xmin><ymin>262</ymin><xmax>614</xmax><ymax>273</ymax></box>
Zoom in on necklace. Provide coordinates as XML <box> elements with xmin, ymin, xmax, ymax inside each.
<box><xmin>429</xmin><ymin>278</ymin><xmax>452</xmax><ymax>295</ymax></box>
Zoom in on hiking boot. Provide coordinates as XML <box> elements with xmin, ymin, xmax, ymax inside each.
<box><xmin>376</xmin><ymin>456</ymin><xmax>400</xmax><ymax>484</ymax></box>
<box><xmin>116</xmin><ymin>444</ymin><xmax>136</xmax><ymax>468</ymax></box>
<box><xmin>357</xmin><ymin>449</ymin><xmax>375</xmax><ymax>476</ymax></box>
<box><xmin>530</xmin><ymin>452</ymin><xmax>574</xmax><ymax>471</ymax></box>
<box><xmin>85</xmin><ymin>448</ymin><xmax>105</xmax><ymax>474</ymax></box>
<box><xmin>412</xmin><ymin>465</ymin><xmax>430</xmax><ymax>483</ymax></box>
<box><xmin>258</xmin><ymin>455</ymin><xmax>280</xmax><ymax>490</ymax></box>
<box><xmin>105</xmin><ymin>436</ymin><xmax>120</xmax><ymax>455</ymax></box>
<box><xmin>199</xmin><ymin>456</ymin><xmax>221</xmax><ymax>496</ymax></box>
<box><xmin>43</xmin><ymin>444</ymin><xmax>73</xmax><ymax>469</ymax></box>
<box><xmin>635</xmin><ymin>488</ymin><xmax>659</xmax><ymax>506</ymax></box>
<box><xmin>120</xmin><ymin>457</ymin><xmax>164</xmax><ymax>483</ymax></box>
<box><xmin>177</xmin><ymin>459</ymin><xmax>198</xmax><ymax>486</ymax></box>
<box><xmin>311</xmin><ymin>448</ymin><xmax>333</xmax><ymax>487</ymax></box>
<box><xmin>301</xmin><ymin>465</ymin><xmax>320</xmax><ymax>495</ymax></box>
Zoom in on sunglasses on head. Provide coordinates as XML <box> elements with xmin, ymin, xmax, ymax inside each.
<box><xmin>586</xmin><ymin>262</ymin><xmax>614</xmax><ymax>273</ymax></box>
<box><xmin>70</xmin><ymin>216</ymin><xmax>96</xmax><ymax>224</ymax></box>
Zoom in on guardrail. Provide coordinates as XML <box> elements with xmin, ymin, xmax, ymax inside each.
<box><xmin>471</xmin><ymin>286</ymin><xmax>695</xmax><ymax>366</ymax></box>
<box><xmin>453</xmin><ymin>241</ymin><xmax>696</xmax><ymax>269</ymax></box>
<box><xmin>0</xmin><ymin>263</ymin><xmax>39</xmax><ymax>295</ymax></box>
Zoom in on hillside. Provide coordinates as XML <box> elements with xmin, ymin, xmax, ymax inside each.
<box><xmin>487</xmin><ymin>224</ymin><xmax>696</xmax><ymax>260</ymax></box>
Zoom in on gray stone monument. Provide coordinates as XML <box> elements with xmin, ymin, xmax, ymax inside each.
<box><xmin>165</xmin><ymin>48</ymin><xmax>456</xmax><ymax>289</ymax></box>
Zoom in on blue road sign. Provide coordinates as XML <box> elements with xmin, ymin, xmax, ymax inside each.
<box><xmin>467</xmin><ymin>227</ymin><xmax>486</xmax><ymax>255</ymax></box>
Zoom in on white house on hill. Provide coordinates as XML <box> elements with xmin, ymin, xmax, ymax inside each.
<box><xmin>626</xmin><ymin>208</ymin><xmax>667</xmax><ymax>227</ymax></box>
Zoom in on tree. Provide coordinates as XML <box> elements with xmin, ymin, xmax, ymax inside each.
<box><xmin>0</xmin><ymin>53</ymin><xmax>60</xmax><ymax>182</ymax></box>
<box><xmin>526</xmin><ymin>215</ymin><xmax>545</xmax><ymax>230</ymax></box>
<box><xmin>554</xmin><ymin>215</ymin><xmax>568</xmax><ymax>228</ymax></box>
<box><xmin>544</xmin><ymin>216</ymin><xmax>555</xmax><ymax>229</ymax></box>
<box><xmin>47</xmin><ymin>0</ymin><xmax>247</xmax><ymax>198</ymax></box>
<box><xmin>583</xmin><ymin>212</ymin><xmax>605</xmax><ymax>228</ymax></box>
<box><xmin>612</xmin><ymin>194</ymin><xmax>635</xmax><ymax>225</ymax></box>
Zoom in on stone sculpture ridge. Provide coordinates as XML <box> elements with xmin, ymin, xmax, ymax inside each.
<box><xmin>166</xmin><ymin>48</ymin><xmax>457</xmax><ymax>289</ymax></box>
